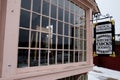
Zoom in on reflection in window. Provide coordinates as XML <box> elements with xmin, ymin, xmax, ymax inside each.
<box><xmin>58</xmin><ymin>21</ymin><xmax>63</xmax><ymax>35</ymax></box>
<box><xmin>51</xmin><ymin>5</ymin><xmax>57</xmax><ymax>19</ymax></box>
<box><xmin>75</xmin><ymin>27</ymin><xmax>80</xmax><ymax>38</ymax></box>
<box><xmin>42</xmin><ymin>16</ymin><xmax>49</xmax><ymax>28</ymax></box>
<box><xmin>32</xmin><ymin>13</ymin><xmax>40</xmax><ymax>30</ymax></box>
<box><xmin>75</xmin><ymin>39</ymin><xmax>80</xmax><ymax>50</ymax></box>
<box><xmin>58</xmin><ymin>8</ymin><xmax>63</xmax><ymax>21</ymax></box>
<box><xmin>30</xmin><ymin>50</ymin><xmax>39</xmax><ymax>67</ymax></box>
<box><xmin>49</xmin><ymin>50</ymin><xmax>56</xmax><ymax>64</ymax></box>
<box><xmin>79</xmin><ymin>51</ymin><xmax>83</xmax><ymax>62</ymax></box>
<box><xmin>64</xmin><ymin>51</ymin><xmax>68</xmax><ymax>63</ymax></box>
<box><xmin>21</xmin><ymin>0</ymin><xmax>31</xmax><ymax>10</ymax></box>
<box><xmin>51</xmin><ymin>35</ymin><xmax>56</xmax><ymax>49</ymax></box>
<box><xmin>40</xmin><ymin>50</ymin><xmax>48</xmax><ymax>65</ymax></box>
<box><xmin>19</xmin><ymin>29</ymin><xmax>29</xmax><ymax>47</ymax></box>
<box><xmin>41</xmin><ymin>33</ymin><xmax>49</xmax><ymax>48</ymax></box>
<box><xmin>31</xmin><ymin>31</ymin><xmax>40</xmax><ymax>48</ymax></box>
<box><xmin>20</xmin><ymin>10</ymin><xmax>30</xmax><ymax>28</ymax></box>
<box><xmin>33</xmin><ymin>0</ymin><xmax>41</xmax><ymax>13</ymax></box>
<box><xmin>57</xmin><ymin>36</ymin><xmax>63</xmax><ymax>49</ymax></box>
<box><xmin>57</xmin><ymin>51</ymin><xmax>62</xmax><ymax>64</ymax></box>
<box><xmin>65</xmin><ymin>0</ymin><xmax>69</xmax><ymax>10</ymax></box>
<box><xmin>17</xmin><ymin>49</ymin><xmax>28</xmax><ymax>68</ymax></box>
<box><xmin>50</xmin><ymin>19</ymin><xmax>56</xmax><ymax>33</ymax></box>
<box><xmin>42</xmin><ymin>1</ymin><xmax>49</xmax><ymax>16</ymax></box>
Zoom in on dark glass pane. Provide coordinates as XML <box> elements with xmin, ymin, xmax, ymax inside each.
<box><xmin>19</xmin><ymin>29</ymin><xmax>29</xmax><ymax>47</ymax></box>
<box><xmin>65</xmin><ymin>11</ymin><xmax>69</xmax><ymax>22</ymax></box>
<box><xmin>51</xmin><ymin>0</ymin><xmax>57</xmax><ymax>5</ymax></box>
<box><xmin>58</xmin><ymin>0</ymin><xmax>64</xmax><ymax>7</ymax></box>
<box><xmin>70</xmin><ymin>51</ymin><xmax>74</xmax><ymax>62</ymax></box>
<box><xmin>84</xmin><ymin>51</ymin><xmax>86</xmax><ymax>61</ymax></box>
<box><xmin>84</xmin><ymin>30</ymin><xmax>86</xmax><ymax>39</ymax></box>
<box><xmin>20</xmin><ymin>10</ymin><xmax>30</xmax><ymax>28</ymax></box>
<box><xmin>75</xmin><ymin>51</ymin><xmax>78</xmax><ymax>62</ymax></box>
<box><xmin>51</xmin><ymin>5</ymin><xmax>57</xmax><ymax>19</ymax></box>
<box><xmin>57</xmin><ymin>36</ymin><xmax>63</xmax><ymax>49</ymax></box>
<box><xmin>79</xmin><ymin>51</ymin><xmax>83</xmax><ymax>62</ymax></box>
<box><xmin>64</xmin><ymin>51</ymin><xmax>68</xmax><ymax>63</ymax></box>
<box><xmin>31</xmin><ymin>31</ymin><xmax>40</xmax><ymax>48</ymax></box>
<box><xmin>32</xmin><ymin>13</ymin><xmax>40</xmax><ymax>30</ymax></box>
<box><xmin>40</xmin><ymin>50</ymin><xmax>48</xmax><ymax>65</ymax></box>
<box><xmin>57</xmin><ymin>51</ymin><xmax>62</xmax><ymax>64</ymax></box>
<box><xmin>50</xmin><ymin>19</ymin><xmax>56</xmax><ymax>33</ymax></box>
<box><xmin>58</xmin><ymin>8</ymin><xmax>63</xmax><ymax>21</ymax></box>
<box><xmin>70</xmin><ymin>13</ymin><xmax>74</xmax><ymax>24</ymax></box>
<box><xmin>41</xmin><ymin>33</ymin><xmax>49</xmax><ymax>48</ymax></box>
<box><xmin>64</xmin><ymin>37</ymin><xmax>69</xmax><ymax>49</ymax></box>
<box><xmin>84</xmin><ymin>40</ymin><xmax>86</xmax><ymax>50</ymax></box>
<box><xmin>30</xmin><ymin>50</ymin><xmax>39</xmax><ymax>67</ymax></box>
<box><xmin>42</xmin><ymin>16</ymin><xmax>49</xmax><ymax>28</ymax></box>
<box><xmin>51</xmin><ymin>35</ymin><xmax>56</xmax><ymax>49</ymax></box>
<box><xmin>42</xmin><ymin>1</ymin><xmax>49</xmax><ymax>16</ymax></box>
<box><xmin>65</xmin><ymin>0</ymin><xmax>69</xmax><ymax>10</ymax></box>
<box><xmin>17</xmin><ymin>49</ymin><xmax>28</xmax><ymax>68</ymax></box>
<box><xmin>70</xmin><ymin>38</ymin><xmax>74</xmax><ymax>49</ymax></box>
<box><xmin>75</xmin><ymin>27</ymin><xmax>80</xmax><ymax>38</ymax></box>
<box><xmin>80</xmin><ymin>29</ymin><xmax>83</xmax><ymax>38</ymax></box>
<box><xmin>33</xmin><ymin>0</ymin><xmax>41</xmax><ymax>13</ymax></box>
<box><xmin>80</xmin><ymin>40</ymin><xmax>83</xmax><ymax>50</ymax></box>
<box><xmin>49</xmin><ymin>50</ymin><xmax>56</xmax><ymax>64</ymax></box>
<box><xmin>64</xmin><ymin>23</ymin><xmax>69</xmax><ymax>36</ymax></box>
<box><xmin>58</xmin><ymin>21</ymin><xmax>63</xmax><ymax>35</ymax></box>
<box><xmin>21</xmin><ymin>0</ymin><xmax>31</xmax><ymax>10</ymax></box>
<box><xmin>70</xmin><ymin>25</ymin><xmax>74</xmax><ymax>37</ymax></box>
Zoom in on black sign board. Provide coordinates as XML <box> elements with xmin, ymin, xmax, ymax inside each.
<box><xmin>93</xmin><ymin>20</ymin><xmax>115</xmax><ymax>57</ymax></box>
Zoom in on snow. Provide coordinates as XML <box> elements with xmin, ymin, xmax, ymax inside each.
<box><xmin>88</xmin><ymin>66</ymin><xmax>120</xmax><ymax>80</ymax></box>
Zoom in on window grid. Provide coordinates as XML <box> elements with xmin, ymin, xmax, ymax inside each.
<box><xmin>18</xmin><ymin>0</ymin><xmax>87</xmax><ymax>68</ymax></box>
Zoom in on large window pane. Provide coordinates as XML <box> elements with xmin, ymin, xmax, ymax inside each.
<box><xmin>51</xmin><ymin>5</ymin><xmax>57</xmax><ymax>19</ymax></box>
<box><xmin>20</xmin><ymin>10</ymin><xmax>30</xmax><ymax>28</ymax></box>
<box><xmin>42</xmin><ymin>16</ymin><xmax>49</xmax><ymax>28</ymax></box>
<box><xmin>58</xmin><ymin>8</ymin><xmax>63</xmax><ymax>21</ymax></box>
<box><xmin>58</xmin><ymin>0</ymin><xmax>64</xmax><ymax>8</ymax></box>
<box><xmin>42</xmin><ymin>1</ymin><xmax>49</xmax><ymax>16</ymax></box>
<box><xmin>57</xmin><ymin>51</ymin><xmax>62</xmax><ymax>64</ymax></box>
<box><xmin>58</xmin><ymin>21</ymin><xmax>63</xmax><ymax>35</ymax></box>
<box><xmin>31</xmin><ymin>31</ymin><xmax>40</xmax><ymax>48</ymax></box>
<box><xmin>70</xmin><ymin>13</ymin><xmax>74</xmax><ymax>24</ymax></box>
<box><xmin>51</xmin><ymin>0</ymin><xmax>57</xmax><ymax>5</ymax></box>
<box><xmin>57</xmin><ymin>36</ymin><xmax>63</xmax><ymax>49</ymax></box>
<box><xmin>32</xmin><ymin>13</ymin><xmax>40</xmax><ymax>30</ymax></box>
<box><xmin>40</xmin><ymin>50</ymin><xmax>48</xmax><ymax>65</ymax></box>
<box><xmin>18</xmin><ymin>29</ymin><xmax>29</xmax><ymax>47</ymax></box>
<box><xmin>17</xmin><ymin>49</ymin><xmax>28</xmax><ymax>68</ymax></box>
<box><xmin>33</xmin><ymin>0</ymin><xmax>41</xmax><ymax>13</ymax></box>
<box><xmin>30</xmin><ymin>50</ymin><xmax>39</xmax><ymax>67</ymax></box>
<box><xmin>21</xmin><ymin>0</ymin><xmax>31</xmax><ymax>10</ymax></box>
<box><xmin>75</xmin><ymin>51</ymin><xmax>78</xmax><ymax>62</ymax></box>
<box><xmin>65</xmin><ymin>0</ymin><xmax>69</xmax><ymax>10</ymax></box>
<box><xmin>70</xmin><ymin>25</ymin><xmax>74</xmax><ymax>37</ymax></box>
<box><xmin>41</xmin><ymin>33</ymin><xmax>49</xmax><ymax>48</ymax></box>
<box><xmin>49</xmin><ymin>50</ymin><xmax>56</xmax><ymax>64</ymax></box>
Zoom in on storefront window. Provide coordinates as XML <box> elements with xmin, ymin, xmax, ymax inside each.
<box><xmin>18</xmin><ymin>0</ymin><xmax>86</xmax><ymax>68</ymax></box>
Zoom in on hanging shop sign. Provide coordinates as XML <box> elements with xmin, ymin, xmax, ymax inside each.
<box><xmin>93</xmin><ymin>20</ymin><xmax>115</xmax><ymax>57</ymax></box>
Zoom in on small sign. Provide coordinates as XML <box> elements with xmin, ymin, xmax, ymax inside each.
<box><xmin>93</xmin><ymin>20</ymin><xmax>115</xmax><ymax>57</ymax></box>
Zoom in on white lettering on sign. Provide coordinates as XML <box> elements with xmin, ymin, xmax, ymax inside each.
<box><xmin>96</xmin><ymin>23</ymin><xmax>112</xmax><ymax>32</ymax></box>
<box><xmin>96</xmin><ymin>33</ymin><xmax>112</xmax><ymax>54</ymax></box>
